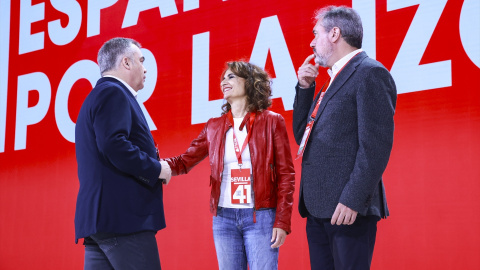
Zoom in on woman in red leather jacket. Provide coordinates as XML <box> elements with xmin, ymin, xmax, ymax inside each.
<box><xmin>164</xmin><ymin>61</ymin><xmax>295</xmax><ymax>270</ymax></box>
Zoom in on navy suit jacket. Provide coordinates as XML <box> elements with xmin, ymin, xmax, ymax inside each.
<box><xmin>293</xmin><ymin>52</ymin><xmax>397</xmax><ymax>219</ymax></box>
<box><xmin>74</xmin><ymin>77</ymin><xmax>165</xmax><ymax>243</ymax></box>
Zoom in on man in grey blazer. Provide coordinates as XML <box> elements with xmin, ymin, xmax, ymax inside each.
<box><xmin>292</xmin><ymin>6</ymin><xmax>397</xmax><ymax>270</ymax></box>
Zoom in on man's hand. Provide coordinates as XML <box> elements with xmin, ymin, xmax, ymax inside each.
<box><xmin>331</xmin><ymin>203</ymin><xmax>358</xmax><ymax>225</ymax></box>
<box><xmin>159</xmin><ymin>160</ymin><xmax>172</xmax><ymax>185</ymax></box>
<box><xmin>297</xmin><ymin>54</ymin><xmax>320</xmax><ymax>88</ymax></box>
<box><xmin>270</xmin><ymin>228</ymin><xmax>287</xmax><ymax>248</ymax></box>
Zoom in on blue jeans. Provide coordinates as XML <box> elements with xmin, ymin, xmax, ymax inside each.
<box><xmin>84</xmin><ymin>231</ymin><xmax>161</xmax><ymax>270</ymax></box>
<box><xmin>213</xmin><ymin>207</ymin><xmax>279</xmax><ymax>270</ymax></box>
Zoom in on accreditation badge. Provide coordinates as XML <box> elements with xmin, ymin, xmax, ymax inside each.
<box><xmin>229</xmin><ymin>165</ymin><xmax>252</xmax><ymax>204</ymax></box>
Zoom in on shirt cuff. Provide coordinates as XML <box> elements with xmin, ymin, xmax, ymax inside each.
<box><xmin>297</xmin><ymin>81</ymin><xmax>316</xmax><ymax>90</ymax></box>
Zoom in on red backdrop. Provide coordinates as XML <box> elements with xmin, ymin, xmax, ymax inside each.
<box><xmin>0</xmin><ymin>0</ymin><xmax>479</xmax><ymax>269</ymax></box>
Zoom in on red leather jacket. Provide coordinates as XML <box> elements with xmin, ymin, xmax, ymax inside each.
<box><xmin>165</xmin><ymin>110</ymin><xmax>295</xmax><ymax>233</ymax></box>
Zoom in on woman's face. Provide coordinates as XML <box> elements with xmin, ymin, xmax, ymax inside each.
<box><xmin>221</xmin><ymin>69</ymin><xmax>247</xmax><ymax>102</ymax></box>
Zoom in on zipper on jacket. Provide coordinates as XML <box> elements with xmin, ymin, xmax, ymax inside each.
<box><xmin>252</xmin><ymin>177</ymin><xmax>257</xmax><ymax>223</ymax></box>
<box><xmin>215</xmin><ymin>120</ymin><xmax>230</xmax><ymax>217</ymax></box>
<box><xmin>270</xmin><ymin>164</ymin><xmax>275</xmax><ymax>182</ymax></box>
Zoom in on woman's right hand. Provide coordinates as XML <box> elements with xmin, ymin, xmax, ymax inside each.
<box><xmin>270</xmin><ymin>227</ymin><xmax>287</xmax><ymax>248</ymax></box>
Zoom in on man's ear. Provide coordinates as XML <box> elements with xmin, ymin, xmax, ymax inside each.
<box><xmin>121</xmin><ymin>57</ymin><xmax>131</xmax><ymax>70</ymax></box>
<box><xmin>330</xmin><ymin>27</ymin><xmax>341</xmax><ymax>42</ymax></box>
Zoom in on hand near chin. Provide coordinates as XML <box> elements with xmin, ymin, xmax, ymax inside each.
<box><xmin>297</xmin><ymin>54</ymin><xmax>320</xmax><ymax>88</ymax></box>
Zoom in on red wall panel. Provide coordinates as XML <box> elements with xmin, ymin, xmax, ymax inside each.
<box><xmin>0</xmin><ymin>0</ymin><xmax>479</xmax><ymax>269</ymax></box>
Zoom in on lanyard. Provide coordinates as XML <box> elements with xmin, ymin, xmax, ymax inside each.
<box><xmin>309</xmin><ymin>80</ymin><xmax>329</xmax><ymax>121</ymax></box>
<box><xmin>294</xmin><ymin>80</ymin><xmax>328</xmax><ymax>160</ymax></box>
<box><xmin>227</xmin><ymin>111</ymin><xmax>256</xmax><ymax>168</ymax></box>
<box><xmin>296</xmin><ymin>52</ymin><xmax>360</xmax><ymax>159</ymax></box>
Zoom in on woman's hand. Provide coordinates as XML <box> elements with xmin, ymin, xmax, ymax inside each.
<box><xmin>270</xmin><ymin>227</ymin><xmax>287</xmax><ymax>248</ymax></box>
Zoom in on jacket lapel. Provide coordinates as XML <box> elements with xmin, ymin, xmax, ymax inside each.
<box><xmin>314</xmin><ymin>52</ymin><xmax>367</xmax><ymax>122</ymax></box>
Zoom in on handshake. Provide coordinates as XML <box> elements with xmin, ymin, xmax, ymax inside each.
<box><xmin>159</xmin><ymin>160</ymin><xmax>172</xmax><ymax>185</ymax></box>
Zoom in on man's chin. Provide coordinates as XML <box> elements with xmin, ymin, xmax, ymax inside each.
<box><xmin>314</xmin><ymin>58</ymin><xmax>327</xmax><ymax>67</ymax></box>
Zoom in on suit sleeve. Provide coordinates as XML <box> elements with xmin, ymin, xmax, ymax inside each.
<box><xmin>272</xmin><ymin>115</ymin><xmax>296</xmax><ymax>234</ymax></box>
<box><xmin>164</xmin><ymin>123</ymin><xmax>209</xmax><ymax>176</ymax></box>
<box><xmin>93</xmin><ymin>86</ymin><xmax>161</xmax><ymax>186</ymax></box>
<box><xmin>339</xmin><ymin>66</ymin><xmax>397</xmax><ymax>215</ymax></box>
<box><xmin>292</xmin><ymin>83</ymin><xmax>316</xmax><ymax>145</ymax></box>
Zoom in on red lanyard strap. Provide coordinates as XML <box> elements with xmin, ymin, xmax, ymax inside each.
<box><xmin>227</xmin><ymin>111</ymin><xmax>256</xmax><ymax>167</ymax></box>
<box><xmin>310</xmin><ymin>80</ymin><xmax>329</xmax><ymax>120</ymax></box>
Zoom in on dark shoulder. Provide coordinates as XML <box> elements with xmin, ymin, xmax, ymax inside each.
<box><xmin>95</xmin><ymin>77</ymin><xmax>124</xmax><ymax>91</ymax></box>
<box><xmin>358</xmin><ymin>54</ymin><xmax>389</xmax><ymax>72</ymax></box>
<box><xmin>86</xmin><ymin>79</ymin><xmax>130</xmax><ymax>107</ymax></box>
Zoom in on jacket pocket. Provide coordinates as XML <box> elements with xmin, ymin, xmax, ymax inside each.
<box><xmin>268</xmin><ymin>164</ymin><xmax>277</xmax><ymax>201</ymax></box>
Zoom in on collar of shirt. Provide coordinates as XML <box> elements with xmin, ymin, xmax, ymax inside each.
<box><xmin>103</xmin><ymin>75</ymin><xmax>138</xmax><ymax>99</ymax></box>
<box><xmin>327</xmin><ymin>48</ymin><xmax>363</xmax><ymax>80</ymax></box>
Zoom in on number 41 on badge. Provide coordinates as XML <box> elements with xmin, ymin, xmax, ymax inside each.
<box><xmin>230</xmin><ymin>168</ymin><xmax>252</xmax><ymax>204</ymax></box>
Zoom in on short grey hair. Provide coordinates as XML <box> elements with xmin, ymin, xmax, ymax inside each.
<box><xmin>315</xmin><ymin>6</ymin><xmax>363</xmax><ymax>49</ymax></box>
<box><xmin>97</xmin><ymin>37</ymin><xmax>141</xmax><ymax>75</ymax></box>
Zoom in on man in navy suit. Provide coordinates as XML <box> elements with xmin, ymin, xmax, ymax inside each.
<box><xmin>75</xmin><ymin>37</ymin><xmax>171</xmax><ymax>270</ymax></box>
<box><xmin>293</xmin><ymin>6</ymin><xmax>397</xmax><ymax>270</ymax></box>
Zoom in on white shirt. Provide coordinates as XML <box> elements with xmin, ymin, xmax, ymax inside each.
<box><xmin>103</xmin><ymin>75</ymin><xmax>138</xmax><ymax>99</ymax></box>
<box><xmin>219</xmin><ymin>117</ymin><xmax>254</xmax><ymax>208</ymax></box>
<box><xmin>326</xmin><ymin>48</ymin><xmax>363</xmax><ymax>91</ymax></box>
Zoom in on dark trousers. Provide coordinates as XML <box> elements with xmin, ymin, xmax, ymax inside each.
<box><xmin>306</xmin><ymin>214</ymin><xmax>379</xmax><ymax>270</ymax></box>
<box><xmin>84</xmin><ymin>231</ymin><xmax>161</xmax><ymax>270</ymax></box>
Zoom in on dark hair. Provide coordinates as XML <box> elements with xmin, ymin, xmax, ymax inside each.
<box><xmin>97</xmin><ymin>37</ymin><xmax>141</xmax><ymax>75</ymax></box>
<box><xmin>315</xmin><ymin>6</ymin><xmax>363</xmax><ymax>49</ymax></box>
<box><xmin>220</xmin><ymin>61</ymin><xmax>272</xmax><ymax>114</ymax></box>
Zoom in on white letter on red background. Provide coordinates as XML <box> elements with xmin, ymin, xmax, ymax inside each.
<box><xmin>191</xmin><ymin>32</ymin><xmax>223</xmax><ymax>125</ymax></box>
<box><xmin>460</xmin><ymin>0</ymin><xmax>480</xmax><ymax>68</ymax></box>
<box><xmin>48</xmin><ymin>0</ymin><xmax>82</xmax><ymax>46</ymax></box>
<box><xmin>0</xmin><ymin>0</ymin><xmax>11</xmax><ymax>152</ymax></box>
<box><xmin>55</xmin><ymin>60</ymin><xmax>99</xmax><ymax>143</ymax></box>
<box><xmin>352</xmin><ymin>0</ymin><xmax>376</xmax><ymax>59</ymax></box>
<box><xmin>250</xmin><ymin>15</ymin><xmax>296</xmax><ymax>111</ymax></box>
<box><xmin>184</xmin><ymin>0</ymin><xmax>199</xmax><ymax>12</ymax></box>
<box><xmin>122</xmin><ymin>0</ymin><xmax>178</xmax><ymax>28</ymax></box>
<box><xmin>136</xmin><ymin>48</ymin><xmax>157</xmax><ymax>130</ymax></box>
<box><xmin>388</xmin><ymin>0</ymin><xmax>451</xmax><ymax>94</ymax></box>
<box><xmin>191</xmin><ymin>15</ymin><xmax>298</xmax><ymax>124</ymax></box>
<box><xmin>87</xmin><ymin>0</ymin><xmax>118</xmax><ymax>37</ymax></box>
<box><xmin>19</xmin><ymin>0</ymin><xmax>45</xmax><ymax>54</ymax></box>
<box><xmin>15</xmin><ymin>72</ymin><xmax>51</xmax><ymax>150</ymax></box>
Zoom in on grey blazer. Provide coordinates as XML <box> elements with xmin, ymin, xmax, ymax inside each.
<box><xmin>292</xmin><ymin>52</ymin><xmax>397</xmax><ymax>219</ymax></box>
